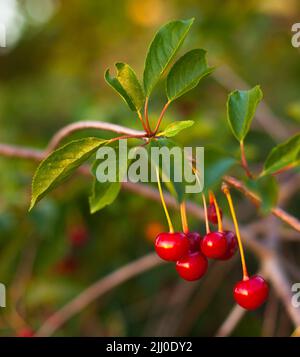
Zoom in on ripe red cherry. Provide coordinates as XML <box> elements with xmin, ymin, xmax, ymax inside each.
<box><xmin>234</xmin><ymin>275</ymin><xmax>269</xmax><ymax>310</ymax></box>
<box><xmin>54</xmin><ymin>256</ymin><xmax>78</xmax><ymax>275</ymax></box>
<box><xmin>219</xmin><ymin>230</ymin><xmax>238</xmax><ymax>260</ymax></box>
<box><xmin>176</xmin><ymin>252</ymin><xmax>208</xmax><ymax>281</ymax></box>
<box><xmin>186</xmin><ymin>232</ymin><xmax>202</xmax><ymax>253</ymax></box>
<box><xmin>207</xmin><ymin>202</ymin><xmax>222</xmax><ymax>225</ymax></box>
<box><xmin>17</xmin><ymin>328</ymin><xmax>34</xmax><ymax>337</ymax></box>
<box><xmin>155</xmin><ymin>232</ymin><xmax>189</xmax><ymax>261</ymax></box>
<box><xmin>200</xmin><ymin>231</ymin><xmax>227</xmax><ymax>259</ymax></box>
<box><xmin>69</xmin><ymin>226</ymin><xmax>89</xmax><ymax>247</ymax></box>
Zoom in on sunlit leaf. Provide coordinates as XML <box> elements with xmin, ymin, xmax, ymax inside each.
<box><xmin>166</xmin><ymin>49</ymin><xmax>214</xmax><ymax>101</ymax></box>
<box><xmin>143</xmin><ymin>18</ymin><xmax>194</xmax><ymax>96</ymax></box>
<box><xmin>105</xmin><ymin>62</ymin><xmax>144</xmax><ymax>111</ymax></box>
<box><xmin>262</xmin><ymin>133</ymin><xmax>300</xmax><ymax>175</ymax></box>
<box><xmin>158</xmin><ymin>120</ymin><xmax>194</xmax><ymax>137</ymax></box>
<box><xmin>30</xmin><ymin>138</ymin><xmax>107</xmax><ymax>210</ymax></box>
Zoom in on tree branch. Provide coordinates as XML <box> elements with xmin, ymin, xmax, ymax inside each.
<box><xmin>215</xmin><ymin>305</ymin><xmax>246</xmax><ymax>337</ymax></box>
<box><xmin>35</xmin><ymin>253</ymin><xmax>163</xmax><ymax>337</ymax></box>
<box><xmin>46</xmin><ymin>120</ymin><xmax>145</xmax><ymax>152</ymax></box>
<box><xmin>224</xmin><ymin>175</ymin><xmax>300</xmax><ymax>233</ymax></box>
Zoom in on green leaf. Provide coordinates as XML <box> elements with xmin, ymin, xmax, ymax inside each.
<box><xmin>262</xmin><ymin>133</ymin><xmax>300</xmax><ymax>176</ymax></box>
<box><xmin>227</xmin><ymin>85</ymin><xmax>263</xmax><ymax>142</ymax></box>
<box><xmin>246</xmin><ymin>176</ymin><xmax>278</xmax><ymax>214</ymax></box>
<box><xmin>105</xmin><ymin>62</ymin><xmax>144</xmax><ymax>112</ymax></box>
<box><xmin>89</xmin><ymin>143</ymin><xmax>128</xmax><ymax>213</ymax></box>
<box><xmin>158</xmin><ymin>120</ymin><xmax>194</xmax><ymax>137</ymax></box>
<box><xmin>89</xmin><ymin>180</ymin><xmax>121</xmax><ymax>214</ymax></box>
<box><xmin>143</xmin><ymin>18</ymin><xmax>194</xmax><ymax>96</ymax></box>
<box><xmin>30</xmin><ymin>137</ymin><xmax>106</xmax><ymax>210</ymax></box>
<box><xmin>166</xmin><ymin>49</ymin><xmax>214</xmax><ymax>101</ymax></box>
<box><xmin>204</xmin><ymin>148</ymin><xmax>236</xmax><ymax>190</ymax></box>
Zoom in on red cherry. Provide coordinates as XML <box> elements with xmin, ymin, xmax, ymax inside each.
<box><xmin>155</xmin><ymin>232</ymin><xmax>189</xmax><ymax>261</ymax></box>
<box><xmin>200</xmin><ymin>231</ymin><xmax>227</xmax><ymax>259</ymax></box>
<box><xmin>69</xmin><ymin>226</ymin><xmax>89</xmax><ymax>247</ymax></box>
<box><xmin>207</xmin><ymin>203</ymin><xmax>222</xmax><ymax>225</ymax></box>
<box><xmin>176</xmin><ymin>252</ymin><xmax>208</xmax><ymax>281</ymax></box>
<box><xmin>234</xmin><ymin>275</ymin><xmax>269</xmax><ymax>310</ymax></box>
<box><xmin>186</xmin><ymin>232</ymin><xmax>202</xmax><ymax>253</ymax></box>
<box><xmin>54</xmin><ymin>256</ymin><xmax>78</xmax><ymax>275</ymax></box>
<box><xmin>17</xmin><ymin>328</ymin><xmax>34</xmax><ymax>337</ymax></box>
<box><xmin>219</xmin><ymin>230</ymin><xmax>238</xmax><ymax>260</ymax></box>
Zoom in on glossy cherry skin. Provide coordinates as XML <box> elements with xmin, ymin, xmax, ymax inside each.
<box><xmin>200</xmin><ymin>231</ymin><xmax>227</xmax><ymax>259</ymax></box>
<box><xmin>176</xmin><ymin>251</ymin><xmax>208</xmax><ymax>281</ymax></box>
<box><xmin>234</xmin><ymin>275</ymin><xmax>269</xmax><ymax>310</ymax></box>
<box><xmin>219</xmin><ymin>230</ymin><xmax>238</xmax><ymax>260</ymax></box>
<box><xmin>155</xmin><ymin>232</ymin><xmax>189</xmax><ymax>261</ymax></box>
<box><xmin>207</xmin><ymin>203</ymin><xmax>222</xmax><ymax>225</ymax></box>
<box><xmin>186</xmin><ymin>232</ymin><xmax>202</xmax><ymax>253</ymax></box>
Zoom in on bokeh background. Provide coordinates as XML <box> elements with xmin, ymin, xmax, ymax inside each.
<box><xmin>0</xmin><ymin>0</ymin><xmax>300</xmax><ymax>337</ymax></box>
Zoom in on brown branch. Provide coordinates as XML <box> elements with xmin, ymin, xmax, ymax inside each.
<box><xmin>215</xmin><ymin>305</ymin><xmax>246</xmax><ymax>337</ymax></box>
<box><xmin>46</xmin><ymin>120</ymin><xmax>145</xmax><ymax>152</ymax></box>
<box><xmin>224</xmin><ymin>175</ymin><xmax>300</xmax><ymax>233</ymax></box>
<box><xmin>0</xmin><ymin>143</ymin><xmax>43</xmax><ymax>161</ymax></box>
<box><xmin>262</xmin><ymin>255</ymin><xmax>300</xmax><ymax>328</ymax></box>
<box><xmin>35</xmin><ymin>253</ymin><xmax>163</xmax><ymax>337</ymax></box>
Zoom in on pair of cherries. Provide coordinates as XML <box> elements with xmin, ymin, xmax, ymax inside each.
<box><xmin>155</xmin><ymin>231</ymin><xmax>207</xmax><ymax>281</ymax></box>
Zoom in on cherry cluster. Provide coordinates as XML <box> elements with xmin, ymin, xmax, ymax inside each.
<box><xmin>154</xmin><ymin>187</ymin><xmax>269</xmax><ymax>311</ymax></box>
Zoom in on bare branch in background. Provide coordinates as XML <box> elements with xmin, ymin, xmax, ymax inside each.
<box><xmin>224</xmin><ymin>175</ymin><xmax>300</xmax><ymax>233</ymax></box>
<box><xmin>35</xmin><ymin>253</ymin><xmax>163</xmax><ymax>337</ymax></box>
<box><xmin>215</xmin><ymin>305</ymin><xmax>246</xmax><ymax>337</ymax></box>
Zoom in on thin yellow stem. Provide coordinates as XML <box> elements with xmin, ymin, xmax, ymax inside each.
<box><xmin>191</xmin><ymin>166</ymin><xmax>209</xmax><ymax>234</ymax></box>
<box><xmin>154</xmin><ymin>100</ymin><xmax>171</xmax><ymax>134</ymax></box>
<box><xmin>201</xmin><ymin>193</ymin><xmax>210</xmax><ymax>234</ymax></box>
<box><xmin>180</xmin><ymin>202</ymin><xmax>189</xmax><ymax>234</ymax></box>
<box><xmin>222</xmin><ymin>183</ymin><xmax>249</xmax><ymax>280</ymax></box>
<box><xmin>209</xmin><ymin>191</ymin><xmax>223</xmax><ymax>232</ymax></box>
<box><xmin>156</xmin><ymin>167</ymin><xmax>174</xmax><ymax>233</ymax></box>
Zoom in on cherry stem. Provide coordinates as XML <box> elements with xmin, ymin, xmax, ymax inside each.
<box><xmin>209</xmin><ymin>191</ymin><xmax>223</xmax><ymax>232</ymax></box>
<box><xmin>154</xmin><ymin>100</ymin><xmax>171</xmax><ymax>134</ymax></box>
<box><xmin>240</xmin><ymin>140</ymin><xmax>253</xmax><ymax>179</ymax></box>
<box><xmin>137</xmin><ymin>110</ymin><xmax>149</xmax><ymax>134</ymax></box>
<box><xmin>201</xmin><ymin>193</ymin><xmax>210</xmax><ymax>234</ymax></box>
<box><xmin>156</xmin><ymin>167</ymin><xmax>174</xmax><ymax>233</ymax></box>
<box><xmin>144</xmin><ymin>97</ymin><xmax>152</xmax><ymax>135</ymax></box>
<box><xmin>271</xmin><ymin>164</ymin><xmax>295</xmax><ymax>176</ymax></box>
<box><xmin>180</xmin><ymin>201</ymin><xmax>189</xmax><ymax>234</ymax></box>
<box><xmin>222</xmin><ymin>183</ymin><xmax>249</xmax><ymax>280</ymax></box>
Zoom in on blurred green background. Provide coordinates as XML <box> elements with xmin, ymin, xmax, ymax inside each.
<box><xmin>0</xmin><ymin>0</ymin><xmax>299</xmax><ymax>336</ymax></box>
